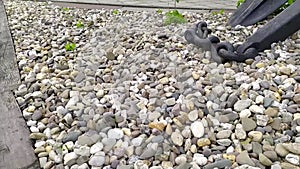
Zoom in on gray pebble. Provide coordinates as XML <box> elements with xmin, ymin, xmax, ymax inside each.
<box><xmin>234</xmin><ymin>99</ymin><xmax>252</xmax><ymax>112</ymax></box>
<box><xmin>203</xmin><ymin>159</ymin><xmax>232</xmax><ymax>169</ymax></box>
<box><xmin>62</xmin><ymin>131</ymin><xmax>82</xmax><ymax>143</ymax></box>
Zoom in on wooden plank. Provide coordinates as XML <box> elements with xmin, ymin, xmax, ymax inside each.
<box><xmin>0</xmin><ymin>0</ymin><xmax>20</xmax><ymax>92</ymax></box>
<box><xmin>0</xmin><ymin>91</ymin><xmax>39</xmax><ymax>169</ymax></box>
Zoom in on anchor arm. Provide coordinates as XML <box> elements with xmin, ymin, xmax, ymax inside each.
<box><xmin>228</xmin><ymin>0</ymin><xmax>287</xmax><ymax>27</ymax></box>
<box><xmin>236</xmin><ymin>0</ymin><xmax>300</xmax><ymax>54</ymax></box>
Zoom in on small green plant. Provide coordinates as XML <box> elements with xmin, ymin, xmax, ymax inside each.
<box><xmin>65</xmin><ymin>42</ymin><xmax>76</xmax><ymax>51</ymax></box>
<box><xmin>236</xmin><ymin>0</ymin><xmax>245</xmax><ymax>7</ymax></box>
<box><xmin>112</xmin><ymin>9</ymin><xmax>119</xmax><ymax>15</ymax></box>
<box><xmin>76</xmin><ymin>20</ymin><xmax>84</xmax><ymax>28</ymax></box>
<box><xmin>62</xmin><ymin>7</ymin><xmax>70</xmax><ymax>11</ymax></box>
<box><xmin>165</xmin><ymin>10</ymin><xmax>186</xmax><ymax>25</ymax></box>
<box><xmin>212</xmin><ymin>9</ymin><xmax>224</xmax><ymax>15</ymax></box>
<box><xmin>157</xmin><ymin>9</ymin><xmax>163</xmax><ymax>14</ymax></box>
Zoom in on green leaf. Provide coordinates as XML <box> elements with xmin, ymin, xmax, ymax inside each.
<box><xmin>62</xmin><ymin>7</ymin><xmax>69</xmax><ymax>11</ymax></box>
<box><xmin>76</xmin><ymin>20</ymin><xmax>84</xmax><ymax>28</ymax></box>
<box><xmin>236</xmin><ymin>0</ymin><xmax>245</xmax><ymax>7</ymax></box>
<box><xmin>219</xmin><ymin>9</ymin><xmax>224</xmax><ymax>15</ymax></box>
<box><xmin>65</xmin><ymin>42</ymin><xmax>76</xmax><ymax>51</ymax></box>
<box><xmin>288</xmin><ymin>0</ymin><xmax>295</xmax><ymax>5</ymax></box>
<box><xmin>157</xmin><ymin>9</ymin><xmax>163</xmax><ymax>14</ymax></box>
<box><xmin>165</xmin><ymin>10</ymin><xmax>186</xmax><ymax>25</ymax></box>
<box><xmin>112</xmin><ymin>9</ymin><xmax>119</xmax><ymax>15</ymax></box>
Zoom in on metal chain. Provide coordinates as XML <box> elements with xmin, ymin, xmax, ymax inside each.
<box><xmin>185</xmin><ymin>21</ymin><xmax>259</xmax><ymax>62</ymax></box>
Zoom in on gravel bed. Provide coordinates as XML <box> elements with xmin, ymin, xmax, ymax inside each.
<box><xmin>4</xmin><ymin>0</ymin><xmax>300</xmax><ymax>169</ymax></box>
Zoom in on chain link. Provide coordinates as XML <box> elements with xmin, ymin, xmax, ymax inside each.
<box><xmin>185</xmin><ymin>21</ymin><xmax>259</xmax><ymax>62</ymax></box>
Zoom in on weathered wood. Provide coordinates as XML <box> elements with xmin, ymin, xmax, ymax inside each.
<box><xmin>0</xmin><ymin>1</ymin><xmax>38</xmax><ymax>168</ymax></box>
<box><xmin>0</xmin><ymin>0</ymin><xmax>20</xmax><ymax>92</ymax></box>
<box><xmin>0</xmin><ymin>91</ymin><xmax>39</xmax><ymax>169</ymax></box>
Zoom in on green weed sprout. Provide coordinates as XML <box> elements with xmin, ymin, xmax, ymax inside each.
<box><xmin>62</xmin><ymin>7</ymin><xmax>70</xmax><ymax>11</ymax></box>
<box><xmin>165</xmin><ymin>10</ymin><xmax>186</xmax><ymax>25</ymax></box>
<box><xmin>76</xmin><ymin>20</ymin><xmax>84</xmax><ymax>28</ymax></box>
<box><xmin>112</xmin><ymin>9</ymin><xmax>119</xmax><ymax>15</ymax></box>
<box><xmin>65</xmin><ymin>42</ymin><xmax>76</xmax><ymax>51</ymax></box>
<box><xmin>157</xmin><ymin>9</ymin><xmax>163</xmax><ymax>14</ymax></box>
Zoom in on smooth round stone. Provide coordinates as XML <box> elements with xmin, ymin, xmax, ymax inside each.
<box><xmin>216</xmin><ymin>130</ymin><xmax>232</xmax><ymax>139</ymax></box>
<box><xmin>234</xmin><ymin>99</ymin><xmax>252</xmax><ymax>112</ymax></box>
<box><xmin>182</xmin><ymin>129</ymin><xmax>191</xmax><ymax>138</ymax></box>
<box><xmin>275</xmin><ymin>143</ymin><xmax>289</xmax><ymax>157</ymax></box>
<box><xmin>249</xmin><ymin>105</ymin><xmax>264</xmax><ymax>114</ymax></box>
<box><xmin>282</xmin><ymin>143</ymin><xmax>300</xmax><ymax>154</ymax></box>
<box><xmin>161</xmin><ymin>161</ymin><xmax>173</xmax><ymax>169</ymax></box>
<box><xmin>216</xmin><ymin>139</ymin><xmax>232</xmax><ymax>147</ymax></box>
<box><xmin>44</xmin><ymin>161</ymin><xmax>54</xmax><ymax>169</ymax></box>
<box><xmin>235</xmin><ymin>124</ymin><xmax>246</xmax><ymax>140</ymax></box>
<box><xmin>293</xmin><ymin>94</ymin><xmax>300</xmax><ymax>104</ymax></box>
<box><xmin>248</xmin><ymin>131</ymin><xmax>263</xmax><ymax>142</ymax></box>
<box><xmin>74</xmin><ymin>146</ymin><xmax>91</xmax><ymax>157</ymax></box>
<box><xmin>264</xmin><ymin>107</ymin><xmax>279</xmax><ymax>117</ymax></box>
<box><xmin>159</xmin><ymin>77</ymin><xmax>169</xmax><ymax>85</ymax></box>
<box><xmin>108</xmin><ymin>128</ymin><xmax>124</xmax><ymax>139</ymax></box>
<box><xmin>240</xmin><ymin>109</ymin><xmax>251</xmax><ymax>118</ymax></box>
<box><xmin>88</xmin><ymin>154</ymin><xmax>105</xmax><ymax>167</ymax></box>
<box><xmin>252</xmin><ymin>142</ymin><xmax>262</xmax><ymax>155</ymax></box>
<box><xmin>165</xmin><ymin>98</ymin><xmax>176</xmax><ymax>106</ymax></box>
<box><xmin>226</xmin><ymin>94</ymin><xmax>239</xmax><ymax>108</ymax></box>
<box><xmin>188</xmin><ymin>110</ymin><xmax>199</xmax><ymax>121</ymax></box>
<box><xmin>197</xmin><ymin>138</ymin><xmax>211</xmax><ymax>147</ymax></box>
<box><xmin>30</xmin><ymin>126</ymin><xmax>40</xmax><ymax>133</ymax></box>
<box><xmin>203</xmin><ymin>148</ymin><xmax>212</xmax><ymax>157</ymax></box>
<box><xmin>39</xmin><ymin>157</ymin><xmax>47</xmax><ymax>168</ymax></box>
<box><xmin>171</xmin><ymin>131</ymin><xmax>184</xmax><ymax>146</ymax></box>
<box><xmin>193</xmin><ymin>153</ymin><xmax>207</xmax><ymax>166</ymax></box>
<box><xmin>259</xmin><ymin>153</ymin><xmax>272</xmax><ymax>166</ymax></box>
<box><xmin>241</xmin><ymin>118</ymin><xmax>257</xmax><ymax>131</ymax></box>
<box><xmin>29</xmin><ymin>133</ymin><xmax>46</xmax><ymax>140</ymax></box>
<box><xmin>279</xmin><ymin>67</ymin><xmax>291</xmax><ymax>76</ymax></box>
<box><xmin>63</xmin><ymin>152</ymin><xmax>78</xmax><ymax>166</ymax></box>
<box><xmin>32</xmin><ymin>110</ymin><xmax>43</xmax><ymax>121</ymax></box>
<box><xmin>262</xmin><ymin>151</ymin><xmax>277</xmax><ymax>162</ymax></box>
<box><xmin>280</xmin><ymin>162</ymin><xmax>300</xmax><ymax>169</ymax></box>
<box><xmin>191</xmin><ymin>121</ymin><xmax>205</xmax><ymax>138</ymax></box>
<box><xmin>255</xmin><ymin>95</ymin><xmax>264</xmax><ymax>104</ymax></box>
<box><xmin>236</xmin><ymin>151</ymin><xmax>255</xmax><ymax>166</ymax></box>
<box><xmin>148</xmin><ymin>111</ymin><xmax>161</xmax><ymax>121</ymax></box>
<box><xmin>140</xmin><ymin>147</ymin><xmax>156</xmax><ymax>159</ymax></box>
<box><xmin>77</xmin><ymin>135</ymin><xmax>95</xmax><ymax>146</ymax></box>
<box><xmin>203</xmin><ymin>159</ymin><xmax>231</xmax><ymax>169</ymax></box>
<box><xmin>270</xmin><ymin>164</ymin><xmax>281</xmax><ymax>169</ymax></box>
<box><xmin>62</xmin><ymin>131</ymin><xmax>81</xmax><ymax>143</ymax></box>
<box><xmin>285</xmin><ymin>154</ymin><xmax>300</xmax><ymax>165</ymax></box>
<box><xmin>175</xmin><ymin>155</ymin><xmax>187</xmax><ymax>165</ymax></box>
<box><xmin>263</xmin><ymin>97</ymin><xmax>274</xmax><ymax>108</ymax></box>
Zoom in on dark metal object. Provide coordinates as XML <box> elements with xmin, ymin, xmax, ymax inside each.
<box><xmin>236</xmin><ymin>0</ymin><xmax>300</xmax><ymax>54</ymax></box>
<box><xmin>228</xmin><ymin>0</ymin><xmax>287</xmax><ymax>27</ymax></box>
<box><xmin>185</xmin><ymin>0</ymin><xmax>300</xmax><ymax>62</ymax></box>
<box><xmin>184</xmin><ymin>22</ymin><xmax>224</xmax><ymax>63</ymax></box>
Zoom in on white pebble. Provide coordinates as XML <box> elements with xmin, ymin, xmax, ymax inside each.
<box><xmin>191</xmin><ymin>121</ymin><xmax>205</xmax><ymax>138</ymax></box>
